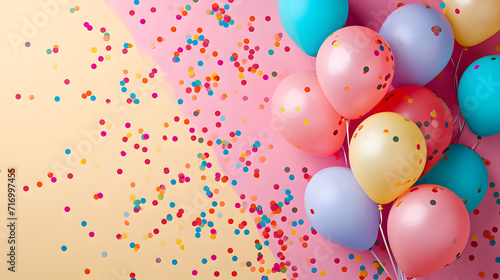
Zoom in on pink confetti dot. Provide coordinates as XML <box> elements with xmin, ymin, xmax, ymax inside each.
<box><xmin>89</xmin><ymin>232</ymin><xmax>95</xmax><ymax>237</ymax></box>
<box><xmin>97</xmin><ymin>193</ymin><xmax>103</xmax><ymax>198</ymax></box>
<box><xmin>51</xmin><ymin>177</ymin><xmax>57</xmax><ymax>183</ymax></box>
<box><xmin>100</xmin><ymin>27</ymin><xmax>106</xmax><ymax>33</ymax></box>
<box><xmin>64</xmin><ymin>206</ymin><xmax>71</xmax><ymax>212</ymax></box>
<box><xmin>172</xmin><ymin>136</ymin><xmax>178</xmax><ymax>142</ymax></box>
<box><xmin>218</xmin><ymin>60</ymin><xmax>223</xmax><ymax>65</ymax></box>
<box><xmin>106</xmin><ymin>45</ymin><xmax>112</xmax><ymax>51</ymax></box>
<box><xmin>129</xmin><ymin>10</ymin><xmax>135</xmax><ymax>16</ymax></box>
<box><xmin>140</xmin><ymin>19</ymin><xmax>146</xmax><ymax>24</ymax></box>
<box><xmin>64</xmin><ymin>79</ymin><xmax>70</xmax><ymax>85</ymax></box>
<box><xmin>99</xmin><ymin>119</ymin><xmax>105</xmax><ymax>125</ymax></box>
<box><xmin>23</xmin><ymin>186</ymin><xmax>29</xmax><ymax>192</ymax></box>
<box><xmin>101</xmin><ymin>131</ymin><xmax>107</xmax><ymax>137</ymax></box>
<box><xmin>15</xmin><ymin>94</ymin><xmax>21</xmax><ymax>100</ymax></box>
<box><xmin>151</xmin><ymin>7</ymin><xmax>156</xmax><ymax>13</ymax></box>
<box><xmin>192</xmin><ymin>270</ymin><xmax>198</xmax><ymax>276</ymax></box>
<box><xmin>117</xmin><ymin>169</ymin><xmax>123</xmax><ymax>175</ymax></box>
<box><xmin>152</xmin><ymin>92</ymin><xmax>158</xmax><ymax>98</ymax></box>
<box><xmin>121</xmin><ymin>151</ymin><xmax>126</xmax><ymax>156</ymax></box>
<box><xmin>91</xmin><ymin>63</ymin><xmax>97</xmax><ymax>69</ymax></box>
<box><xmin>67</xmin><ymin>173</ymin><xmax>73</xmax><ymax>179</ymax></box>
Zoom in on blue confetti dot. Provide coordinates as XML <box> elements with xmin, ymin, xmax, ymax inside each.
<box><xmin>200</xmin><ymin>212</ymin><xmax>206</xmax><ymax>218</ymax></box>
<box><xmin>232</xmin><ymin>256</ymin><xmax>238</xmax><ymax>261</ymax></box>
<box><xmin>496</xmin><ymin>257</ymin><xmax>500</xmax><ymax>263</ymax></box>
<box><xmin>130</xmin><ymin>93</ymin><xmax>136</xmax><ymax>98</ymax></box>
<box><xmin>349</xmin><ymin>253</ymin><xmax>355</xmax><ymax>260</ymax></box>
<box><xmin>223</xmin><ymin>150</ymin><xmax>229</xmax><ymax>155</ymax></box>
<box><xmin>140</xmin><ymin>198</ymin><xmax>146</xmax><ymax>204</ymax></box>
<box><xmin>172</xmin><ymin>259</ymin><xmax>178</xmax><ymax>265</ymax></box>
<box><xmin>121</xmin><ymin>87</ymin><xmax>127</xmax><ymax>92</ymax></box>
<box><xmin>178</xmin><ymin>99</ymin><xmax>184</xmax><ymax>105</ymax></box>
<box><xmin>120</xmin><ymin>81</ymin><xmax>125</xmax><ymax>86</ymax></box>
<box><xmin>212</xmin><ymin>201</ymin><xmax>218</xmax><ymax>207</ymax></box>
<box><xmin>311</xmin><ymin>267</ymin><xmax>317</xmax><ymax>273</ymax></box>
<box><xmin>202</xmin><ymin>258</ymin><xmax>208</xmax><ymax>264</ymax></box>
<box><xmin>81</xmin><ymin>221</ymin><xmax>87</xmax><ymax>227</ymax></box>
<box><xmin>244</xmin><ymin>229</ymin><xmax>250</xmax><ymax>235</ymax></box>
<box><xmin>134</xmin><ymin>99</ymin><xmax>140</xmax><ymax>104</ymax></box>
<box><xmin>169</xmin><ymin>202</ymin><xmax>176</xmax><ymax>208</ymax></box>
<box><xmin>65</xmin><ymin>149</ymin><xmax>71</xmax><ymax>154</ymax></box>
<box><xmin>101</xmin><ymin>251</ymin><xmax>107</xmax><ymax>258</ymax></box>
<box><xmin>289</xmin><ymin>175</ymin><xmax>295</xmax><ymax>180</ymax></box>
<box><xmin>174</xmin><ymin>57</ymin><xmax>180</xmax><ymax>63</ymax></box>
<box><xmin>198</xmin><ymin>61</ymin><xmax>203</xmax><ymax>66</ymax></box>
<box><xmin>124</xmin><ymin>212</ymin><xmax>129</xmax><ymax>217</ymax></box>
<box><xmin>439</xmin><ymin>2</ymin><xmax>446</xmax><ymax>9</ymax></box>
<box><xmin>54</xmin><ymin>96</ymin><xmax>60</xmax><ymax>102</ymax></box>
<box><xmin>61</xmin><ymin>246</ymin><xmax>67</xmax><ymax>251</ymax></box>
<box><xmin>129</xmin><ymin>243</ymin><xmax>135</xmax><ymax>248</ymax></box>
<box><xmin>234</xmin><ymin>229</ymin><xmax>240</xmax><ymax>235</ymax></box>
<box><xmin>220</xmin><ymin>115</ymin><xmax>226</xmax><ymax>121</ymax></box>
<box><xmin>231</xmin><ymin>180</ymin><xmax>237</xmax><ymax>186</ymax></box>
<box><xmin>124</xmin><ymin>43</ymin><xmax>129</xmax><ymax>48</ymax></box>
<box><xmin>195</xmin><ymin>232</ymin><xmax>201</xmax><ymax>238</ymax></box>
<box><xmin>208</xmin><ymin>221</ymin><xmax>214</xmax><ymax>227</ymax></box>
<box><xmin>90</xmin><ymin>95</ymin><xmax>96</xmax><ymax>101</ymax></box>
<box><xmin>170</xmin><ymin>179</ymin><xmax>176</xmax><ymax>185</ymax></box>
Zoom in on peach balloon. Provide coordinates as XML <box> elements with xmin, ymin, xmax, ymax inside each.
<box><xmin>316</xmin><ymin>26</ymin><xmax>394</xmax><ymax>119</ymax></box>
<box><xmin>444</xmin><ymin>0</ymin><xmax>500</xmax><ymax>47</ymax></box>
<box><xmin>271</xmin><ymin>71</ymin><xmax>347</xmax><ymax>156</ymax></box>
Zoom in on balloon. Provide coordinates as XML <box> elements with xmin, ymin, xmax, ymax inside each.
<box><xmin>388</xmin><ymin>184</ymin><xmax>470</xmax><ymax>278</ymax></box>
<box><xmin>373</xmin><ymin>86</ymin><xmax>453</xmax><ymax>175</ymax></box>
<box><xmin>443</xmin><ymin>0</ymin><xmax>500</xmax><ymax>47</ymax></box>
<box><xmin>304</xmin><ymin>167</ymin><xmax>380</xmax><ymax>250</ymax></box>
<box><xmin>458</xmin><ymin>55</ymin><xmax>500</xmax><ymax>137</ymax></box>
<box><xmin>349</xmin><ymin>112</ymin><xmax>427</xmax><ymax>204</ymax></box>
<box><xmin>271</xmin><ymin>71</ymin><xmax>347</xmax><ymax>156</ymax></box>
<box><xmin>279</xmin><ymin>0</ymin><xmax>348</xmax><ymax>57</ymax></box>
<box><xmin>379</xmin><ymin>4</ymin><xmax>454</xmax><ymax>87</ymax></box>
<box><xmin>417</xmin><ymin>144</ymin><xmax>488</xmax><ymax>213</ymax></box>
<box><xmin>316</xmin><ymin>26</ymin><xmax>394</xmax><ymax>119</ymax></box>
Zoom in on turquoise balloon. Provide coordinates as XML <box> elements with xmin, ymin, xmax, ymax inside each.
<box><xmin>417</xmin><ymin>144</ymin><xmax>488</xmax><ymax>213</ymax></box>
<box><xmin>458</xmin><ymin>55</ymin><xmax>500</xmax><ymax>136</ymax></box>
<box><xmin>279</xmin><ymin>0</ymin><xmax>348</xmax><ymax>57</ymax></box>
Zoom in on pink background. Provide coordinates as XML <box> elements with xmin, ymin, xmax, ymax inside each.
<box><xmin>105</xmin><ymin>0</ymin><xmax>500</xmax><ymax>279</ymax></box>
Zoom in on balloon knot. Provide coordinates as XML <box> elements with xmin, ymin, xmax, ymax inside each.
<box><xmin>378</xmin><ymin>204</ymin><xmax>383</xmax><ymax>210</ymax></box>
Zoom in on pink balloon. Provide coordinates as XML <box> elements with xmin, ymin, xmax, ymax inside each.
<box><xmin>388</xmin><ymin>184</ymin><xmax>470</xmax><ymax>278</ymax></box>
<box><xmin>373</xmin><ymin>86</ymin><xmax>453</xmax><ymax>175</ymax></box>
<box><xmin>316</xmin><ymin>26</ymin><xmax>395</xmax><ymax>119</ymax></box>
<box><xmin>271</xmin><ymin>71</ymin><xmax>347</xmax><ymax>156</ymax></box>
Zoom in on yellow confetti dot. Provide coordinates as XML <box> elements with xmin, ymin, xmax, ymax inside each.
<box><xmin>91</xmin><ymin>47</ymin><xmax>97</xmax><ymax>53</ymax></box>
<box><xmin>257</xmin><ymin>70</ymin><xmax>263</xmax><ymax>76</ymax></box>
<box><xmin>383</xmin><ymin>129</ymin><xmax>389</xmax><ymax>135</ymax></box>
<box><xmin>238</xmin><ymin>73</ymin><xmax>244</xmax><ymax>79</ymax></box>
<box><xmin>130</xmin><ymin>195</ymin><xmax>136</xmax><ymax>201</ymax></box>
<box><xmin>122</xmin><ymin>233</ymin><xmax>128</xmax><ymax>239</ymax></box>
<box><xmin>54</xmin><ymin>64</ymin><xmax>58</xmax><ymax>70</ymax></box>
<box><xmin>188</xmin><ymin>70</ymin><xmax>195</xmax><ymax>76</ymax></box>
<box><xmin>156</xmin><ymin>146</ymin><xmax>162</xmax><ymax>152</ymax></box>
<box><xmin>355</xmin><ymin>255</ymin><xmax>362</xmax><ymax>262</ymax></box>
<box><xmin>471</xmin><ymin>235</ymin><xmax>477</xmax><ymax>241</ymax></box>
<box><xmin>180</xmin><ymin>245</ymin><xmax>185</xmax><ymax>250</ymax></box>
<box><xmin>105</xmin><ymin>123</ymin><xmax>112</xmax><ymax>129</ymax></box>
<box><xmin>105</xmin><ymin>55</ymin><xmax>111</xmax><ymax>60</ymax></box>
<box><xmin>320</xmin><ymin>270</ymin><xmax>326</xmax><ymax>276</ymax></box>
<box><xmin>303</xmin><ymin>119</ymin><xmax>309</xmax><ymax>125</ymax></box>
<box><xmin>241</xmin><ymin>152</ymin><xmax>246</xmax><ymax>158</ymax></box>
<box><xmin>408</xmin><ymin>98</ymin><xmax>413</xmax><ymax>103</ymax></box>
<box><xmin>210</xmin><ymin>234</ymin><xmax>217</xmax><ymax>239</ymax></box>
<box><xmin>430</xmin><ymin>110</ymin><xmax>437</xmax><ymax>117</ymax></box>
<box><xmin>281</xmin><ymin>107</ymin><xmax>286</xmax><ymax>112</ymax></box>
<box><xmin>80</xmin><ymin>159</ymin><xmax>86</xmax><ymax>164</ymax></box>
<box><xmin>160</xmin><ymin>241</ymin><xmax>166</xmax><ymax>246</ymax></box>
<box><xmin>136</xmin><ymin>73</ymin><xmax>142</xmax><ymax>79</ymax></box>
<box><xmin>295</xmin><ymin>106</ymin><xmax>301</xmax><ymax>112</ymax></box>
<box><xmin>291</xmin><ymin>230</ymin><xmax>296</xmax><ymax>235</ymax></box>
<box><xmin>142</xmin><ymin>235</ymin><xmax>148</xmax><ymax>241</ymax></box>
<box><xmin>176</xmin><ymin>239</ymin><xmax>182</xmax><ymax>245</ymax></box>
<box><xmin>333</xmin><ymin>41</ymin><xmax>340</xmax><ymax>47</ymax></box>
<box><xmin>126</xmin><ymin>133</ymin><xmax>132</xmax><ymax>138</ymax></box>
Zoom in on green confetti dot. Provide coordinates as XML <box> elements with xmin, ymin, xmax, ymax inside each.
<box><xmin>430</xmin><ymin>200</ymin><xmax>436</xmax><ymax>205</ymax></box>
<box><xmin>268</xmin><ymin>49</ymin><xmax>274</xmax><ymax>55</ymax></box>
<box><xmin>185</xmin><ymin>5</ymin><xmax>191</xmax><ymax>11</ymax></box>
<box><xmin>393</xmin><ymin>136</ymin><xmax>399</xmax><ymax>142</ymax></box>
<box><xmin>490</xmin><ymin>182</ymin><xmax>496</xmax><ymax>188</ymax></box>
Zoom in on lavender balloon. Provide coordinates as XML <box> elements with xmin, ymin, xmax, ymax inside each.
<box><xmin>304</xmin><ymin>167</ymin><xmax>380</xmax><ymax>251</ymax></box>
<box><xmin>379</xmin><ymin>4</ymin><xmax>454</xmax><ymax>87</ymax></box>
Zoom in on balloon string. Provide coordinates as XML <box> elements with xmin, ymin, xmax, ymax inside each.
<box><xmin>341</xmin><ymin>145</ymin><xmax>349</xmax><ymax>168</ymax></box>
<box><xmin>471</xmin><ymin>137</ymin><xmax>482</xmax><ymax>150</ymax></box>
<box><xmin>346</xmin><ymin>119</ymin><xmax>350</xmax><ymax>148</ymax></box>
<box><xmin>370</xmin><ymin>248</ymin><xmax>394</xmax><ymax>280</ymax></box>
<box><xmin>456</xmin><ymin>115</ymin><xmax>466</xmax><ymax>144</ymax></box>
<box><xmin>379</xmin><ymin>208</ymin><xmax>399</xmax><ymax>280</ymax></box>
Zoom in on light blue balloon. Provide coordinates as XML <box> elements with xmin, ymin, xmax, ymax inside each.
<box><xmin>417</xmin><ymin>144</ymin><xmax>488</xmax><ymax>213</ymax></box>
<box><xmin>458</xmin><ymin>55</ymin><xmax>500</xmax><ymax>137</ymax></box>
<box><xmin>304</xmin><ymin>167</ymin><xmax>379</xmax><ymax>251</ymax></box>
<box><xmin>379</xmin><ymin>4</ymin><xmax>454</xmax><ymax>87</ymax></box>
<box><xmin>279</xmin><ymin>0</ymin><xmax>348</xmax><ymax>57</ymax></box>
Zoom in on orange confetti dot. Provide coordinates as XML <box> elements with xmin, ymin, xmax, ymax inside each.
<box><xmin>344</xmin><ymin>86</ymin><xmax>351</xmax><ymax>92</ymax></box>
<box><xmin>192</xmin><ymin>95</ymin><xmax>197</xmax><ymax>101</ymax></box>
<box><xmin>86</xmin><ymin>90</ymin><xmax>92</xmax><ymax>96</ymax></box>
<box><xmin>142</xmin><ymin>78</ymin><xmax>148</xmax><ymax>83</ymax></box>
<box><xmin>184</xmin><ymin>119</ymin><xmax>190</xmax><ymax>125</ymax></box>
<box><xmin>214</xmin><ymin>189</ymin><xmax>219</xmax><ymax>194</ymax></box>
<box><xmin>200</xmin><ymin>48</ymin><xmax>206</xmax><ymax>53</ymax></box>
<box><xmin>157</xmin><ymin>37</ymin><xmax>163</xmax><ymax>42</ymax></box>
<box><xmin>37</xmin><ymin>181</ymin><xmax>43</xmax><ymax>187</ymax></box>
<box><xmin>163</xmin><ymin>122</ymin><xmax>169</xmax><ymax>128</ymax></box>
<box><xmin>125</xmin><ymin>220</ymin><xmax>130</xmax><ymax>226</ymax></box>
<box><xmin>84</xmin><ymin>268</ymin><xmax>90</xmax><ymax>274</ymax></box>
<box><xmin>212</xmin><ymin>51</ymin><xmax>218</xmax><ymax>57</ymax></box>
<box><xmin>181</xmin><ymin>10</ymin><xmax>188</xmax><ymax>16</ymax></box>
<box><xmin>47</xmin><ymin>172</ymin><xmax>53</xmax><ymax>178</ymax></box>
<box><xmin>304</xmin><ymin>87</ymin><xmax>310</xmax><ymax>92</ymax></box>
<box><xmin>171</xmin><ymin>26</ymin><xmax>177</xmax><ymax>32</ymax></box>
<box><xmin>479</xmin><ymin>272</ymin><xmax>485</xmax><ymax>278</ymax></box>
<box><xmin>275</xmin><ymin>42</ymin><xmax>280</xmax><ymax>47</ymax></box>
<box><xmin>249</xmin><ymin>16</ymin><xmax>255</xmax><ymax>21</ymax></box>
<box><xmin>220</xmin><ymin>201</ymin><xmax>225</xmax><ymax>207</ymax></box>
<box><xmin>197</xmin><ymin>27</ymin><xmax>203</xmax><ymax>33</ymax></box>
<box><xmin>82</xmin><ymin>93</ymin><xmax>87</xmax><ymax>99</ymax></box>
<box><xmin>243</xmin><ymin>38</ymin><xmax>250</xmax><ymax>44</ymax></box>
<box><xmin>29</xmin><ymin>95</ymin><xmax>34</xmax><ymax>100</ymax></box>
<box><xmin>342</xmin><ymin>266</ymin><xmax>348</xmax><ymax>272</ymax></box>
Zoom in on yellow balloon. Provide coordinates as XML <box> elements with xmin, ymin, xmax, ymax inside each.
<box><xmin>349</xmin><ymin>112</ymin><xmax>427</xmax><ymax>204</ymax></box>
<box><xmin>444</xmin><ymin>0</ymin><xmax>500</xmax><ymax>47</ymax></box>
